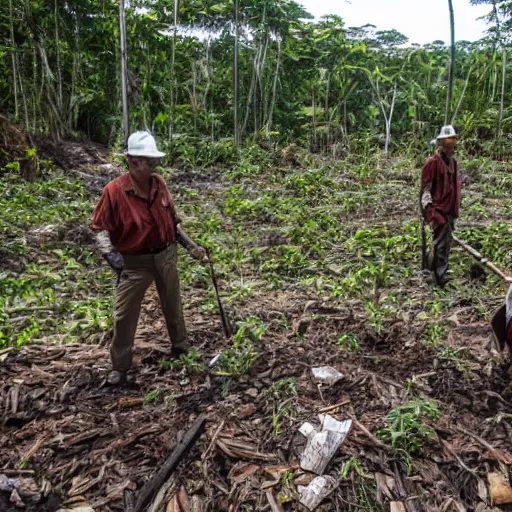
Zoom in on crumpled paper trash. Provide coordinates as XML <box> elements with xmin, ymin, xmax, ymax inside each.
<box><xmin>298</xmin><ymin>475</ymin><xmax>338</xmax><ymax>510</ymax></box>
<box><xmin>299</xmin><ymin>415</ymin><xmax>352</xmax><ymax>475</ymax></box>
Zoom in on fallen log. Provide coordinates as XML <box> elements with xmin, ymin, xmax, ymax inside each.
<box><xmin>133</xmin><ymin>415</ymin><xmax>206</xmax><ymax>512</ymax></box>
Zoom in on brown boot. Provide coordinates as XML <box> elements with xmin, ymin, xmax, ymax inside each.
<box><xmin>170</xmin><ymin>347</ymin><xmax>189</xmax><ymax>360</ymax></box>
<box><xmin>107</xmin><ymin>370</ymin><xmax>126</xmax><ymax>386</ymax></box>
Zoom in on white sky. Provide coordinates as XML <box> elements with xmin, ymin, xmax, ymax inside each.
<box><xmin>297</xmin><ymin>0</ymin><xmax>491</xmax><ymax>45</ymax></box>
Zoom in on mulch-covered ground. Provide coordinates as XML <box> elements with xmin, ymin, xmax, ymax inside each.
<box><xmin>2</xmin><ymin>290</ymin><xmax>512</xmax><ymax>511</ymax></box>
<box><xmin>2</xmin><ymin>132</ymin><xmax>512</xmax><ymax>511</ymax></box>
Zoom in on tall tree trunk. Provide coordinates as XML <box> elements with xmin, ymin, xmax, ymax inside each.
<box><xmin>498</xmin><ymin>50</ymin><xmax>507</xmax><ymax>138</ymax></box>
<box><xmin>169</xmin><ymin>0</ymin><xmax>179</xmax><ymax>143</ymax></box>
<box><xmin>233</xmin><ymin>0</ymin><xmax>240</xmax><ymax>146</ymax></box>
<box><xmin>242</xmin><ymin>58</ymin><xmax>257</xmax><ymax>135</ymax></box>
<box><xmin>8</xmin><ymin>0</ymin><xmax>19</xmax><ymax>121</ymax></box>
<box><xmin>445</xmin><ymin>0</ymin><xmax>455</xmax><ymax>125</ymax></box>
<box><xmin>384</xmin><ymin>82</ymin><xmax>397</xmax><ymax>157</ymax></box>
<box><xmin>491</xmin><ymin>53</ymin><xmax>498</xmax><ymax>102</ymax></box>
<box><xmin>54</xmin><ymin>0</ymin><xmax>63</xmax><ymax>117</ymax></box>
<box><xmin>257</xmin><ymin>33</ymin><xmax>269</xmax><ymax>136</ymax></box>
<box><xmin>312</xmin><ymin>87</ymin><xmax>316</xmax><ymax>149</ymax></box>
<box><xmin>191</xmin><ymin>59</ymin><xmax>199</xmax><ymax>132</ymax></box>
<box><xmin>69</xmin><ymin>12</ymin><xmax>80</xmax><ymax>130</ymax></box>
<box><xmin>33</xmin><ymin>45</ymin><xmax>38</xmax><ymax>131</ymax></box>
<box><xmin>369</xmin><ymin>74</ymin><xmax>397</xmax><ymax>158</ymax></box>
<box><xmin>266</xmin><ymin>38</ymin><xmax>281</xmax><ymax>137</ymax></box>
<box><xmin>325</xmin><ymin>72</ymin><xmax>330</xmax><ymax>140</ymax></box>
<box><xmin>119</xmin><ymin>0</ymin><xmax>130</xmax><ymax>143</ymax></box>
<box><xmin>343</xmin><ymin>98</ymin><xmax>347</xmax><ymax>137</ymax></box>
<box><xmin>451</xmin><ymin>64</ymin><xmax>472</xmax><ymax>124</ymax></box>
<box><xmin>490</xmin><ymin>0</ymin><xmax>499</xmax><ymax>105</ymax></box>
<box><xmin>19</xmin><ymin>69</ymin><xmax>29</xmax><ymax>131</ymax></box>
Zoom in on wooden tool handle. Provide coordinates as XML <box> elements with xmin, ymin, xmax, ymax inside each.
<box><xmin>452</xmin><ymin>234</ymin><xmax>511</xmax><ymax>282</ymax></box>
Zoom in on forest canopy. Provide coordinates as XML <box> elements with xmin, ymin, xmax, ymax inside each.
<box><xmin>0</xmin><ymin>0</ymin><xmax>511</xmax><ymax>155</ymax></box>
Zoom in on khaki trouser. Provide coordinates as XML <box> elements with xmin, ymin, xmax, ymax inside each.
<box><xmin>111</xmin><ymin>243</ymin><xmax>188</xmax><ymax>371</ymax></box>
<box><xmin>432</xmin><ymin>221</ymin><xmax>453</xmax><ymax>285</ymax></box>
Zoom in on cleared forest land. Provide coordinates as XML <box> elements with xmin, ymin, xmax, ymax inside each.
<box><xmin>2</xmin><ymin>141</ymin><xmax>512</xmax><ymax>511</ymax></box>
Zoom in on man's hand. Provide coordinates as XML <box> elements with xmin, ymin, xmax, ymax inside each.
<box><xmin>104</xmin><ymin>251</ymin><xmax>124</xmax><ymax>284</ymax></box>
<box><xmin>105</xmin><ymin>251</ymin><xmax>124</xmax><ymax>271</ymax></box>
<box><xmin>190</xmin><ymin>246</ymin><xmax>208</xmax><ymax>262</ymax></box>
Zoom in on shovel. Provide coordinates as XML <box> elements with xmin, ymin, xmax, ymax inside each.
<box><xmin>452</xmin><ymin>234</ymin><xmax>512</xmax><ymax>351</ymax></box>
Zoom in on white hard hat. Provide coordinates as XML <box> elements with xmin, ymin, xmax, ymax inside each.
<box><xmin>126</xmin><ymin>131</ymin><xmax>166</xmax><ymax>158</ymax></box>
<box><xmin>436</xmin><ymin>125</ymin><xmax>458</xmax><ymax>141</ymax></box>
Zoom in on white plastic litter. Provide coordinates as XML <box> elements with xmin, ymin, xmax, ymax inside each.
<box><xmin>208</xmin><ymin>353</ymin><xmax>222</xmax><ymax>368</ymax></box>
<box><xmin>311</xmin><ymin>367</ymin><xmax>344</xmax><ymax>385</ymax></box>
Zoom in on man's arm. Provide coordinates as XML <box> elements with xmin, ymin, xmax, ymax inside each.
<box><xmin>96</xmin><ymin>232</ymin><xmax>124</xmax><ymax>284</ymax></box>
<box><xmin>153</xmin><ymin>173</ymin><xmax>208</xmax><ymax>262</ymax></box>
<box><xmin>176</xmin><ymin>225</ymin><xmax>207</xmax><ymax>261</ymax></box>
<box><xmin>420</xmin><ymin>159</ymin><xmax>435</xmax><ymax>215</ymax></box>
<box><xmin>92</xmin><ymin>187</ymin><xmax>124</xmax><ymax>282</ymax></box>
<box><xmin>95</xmin><ymin>230</ymin><xmax>115</xmax><ymax>255</ymax></box>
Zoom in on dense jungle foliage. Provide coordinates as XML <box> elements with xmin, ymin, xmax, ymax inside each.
<box><xmin>0</xmin><ymin>0</ymin><xmax>511</xmax><ymax>160</ymax></box>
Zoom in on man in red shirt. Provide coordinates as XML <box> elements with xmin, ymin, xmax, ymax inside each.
<box><xmin>420</xmin><ymin>125</ymin><xmax>461</xmax><ymax>287</ymax></box>
<box><xmin>92</xmin><ymin>131</ymin><xmax>207</xmax><ymax>385</ymax></box>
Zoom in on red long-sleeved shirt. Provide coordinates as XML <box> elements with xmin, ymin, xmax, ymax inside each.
<box><xmin>91</xmin><ymin>173</ymin><xmax>179</xmax><ymax>254</ymax></box>
<box><xmin>421</xmin><ymin>151</ymin><xmax>461</xmax><ymax>229</ymax></box>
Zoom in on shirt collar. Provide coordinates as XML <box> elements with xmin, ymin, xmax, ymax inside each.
<box><xmin>437</xmin><ymin>150</ymin><xmax>452</xmax><ymax>166</ymax></box>
<box><xmin>123</xmin><ymin>174</ymin><xmax>158</xmax><ymax>201</ymax></box>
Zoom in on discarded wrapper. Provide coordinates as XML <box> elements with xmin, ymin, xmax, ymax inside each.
<box><xmin>311</xmin><ymin>367</ymin><xmax>344</xmax><ymax>386</ymax></box>
<box><xmin>209</xmin><ymin>353</ymin><xmax>222</xmax><ymax>368</ymax></box>
<box><xmin>0</xmin><ymin>474</ymin><xmax>41</xmax><ymax>507</ymax></box>
<box><xmin>298</xmin><ymin>475</ymin><xmax>338</xmax><ymax>510</ymax></box>
<box><xmin>11</xmin><ymin>488</ymin><xmax>25</xmax><ymax>507</ymax></box>
<box><xmin>0</xmin><ymin>475</ymin><xmax>17</xmax><ymax>493</ymax></box>
<box><xmin>299</xmin><ymin>415</ymin><xmax>352</xmax><ymax>475</ymax></box>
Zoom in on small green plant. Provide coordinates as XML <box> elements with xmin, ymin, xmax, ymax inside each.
<box><xmin>339</xmin><ymin>456</ymin><xmax>366</xmax><ymax>479</ymax></box>
<box><xmin>145</xmin><ymin>389</ymin><xmax>161</xmax><ymax>402</ymax></box>
<box><xmin>365</xmin><ymin>301</ymin><xmax>384</xmax><ymax>334</ymax></box>
<box><xmin>272</xmin><ymin>399</ymin><xmax>295</xmax><ymax>438</ymax></box>
<box><xmin>439</xmin><ymin>347</ymin><xmax>468</xmax><ymax>373</ymax></box>
<box><xmin>421</xmin><ymin>323</ymin><xmax>448</xmax><ymax>348</ymax></box>
<box><xmin>337</xmin><ymin>333</ymin><xmax>360</xmax><ymax>352</ymax></box>
<box><xmin>5</xmin><ymin>161</ymin><xmax>21</xmax><ymax>173</ymax></box>
<box><xmin>160</xmin><ymin>348</ymin><xmax>205</xmax><ymax>373</ymax></box>
<box><xmin>270</xmin><ymin>378</ymin><xmax>298</xmax><ymax>437</ymax></box>
<box><xmin>376</xmin><ymin>400</ymin><xmax>440</xmax><ymax>470</ymax></box>
<box><xmin>278</xmin><ymin>470</ymin><xmax>296</xmax><ymax>503</ymax></box>
<box><xmin>215</xmin><ymin>331</ymin><xmax>257</xmax><ymax>378</ymax></box>
<box><xmin>271</xmin><ymin>377</ymin><xmax>297</xmax><ymax>398</ymax></box>
<box><xmin>234</xmin><ymin>316</ymin><xmax>269</xmax><ymax>343</ymax></box>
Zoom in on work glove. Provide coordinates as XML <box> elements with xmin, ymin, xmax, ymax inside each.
<box><xmin>190</xmin><ymin>245</ymin><xmax>208</xmax><ymax>262</ymax></box>
<box><xmin>104</xmin><ymin>251</ymin><xmax>124</xmax><ymax>285</ymax></box>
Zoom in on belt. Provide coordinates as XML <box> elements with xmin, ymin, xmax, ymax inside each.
<box><xmin>128</xmin><ymin>243</ymin><xmax>171</xmax><ymax>256</ymax></box>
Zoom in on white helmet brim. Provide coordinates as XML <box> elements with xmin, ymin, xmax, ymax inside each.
<box><xmin>126</xmin><ymin>149</ymin><xmax>166</xmax><ymax>158</ymax></box>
